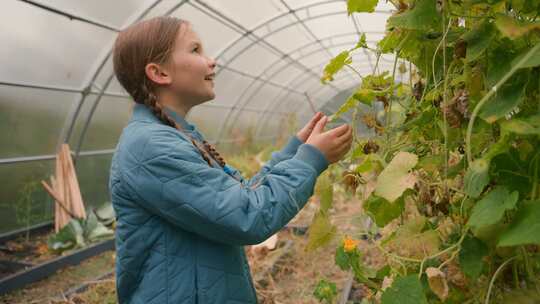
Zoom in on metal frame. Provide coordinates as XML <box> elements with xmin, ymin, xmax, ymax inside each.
<box><xmin>254</xmin><ymin>46</ymin><xmax>397</xmax><ymax>137</ymax></box>
<box><xmin>207</xmin><ymin>11</ymin><xmax>389</xmax><ymax>141</ymax></box>
<box><xmin>18</xmin><ymin>0</ymin><xmax>121</xmax><ymax>32</ymax></box>
<box><xmin>1</xmin><ymin>0</ymin><xmax>395</xmax><ymax>167</ymax></box>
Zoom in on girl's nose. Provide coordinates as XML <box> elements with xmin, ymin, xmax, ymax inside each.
<box><xmin>208</xmin><ymin>57</ymin><xmax>216</xmax><ymax>69</ymax></box>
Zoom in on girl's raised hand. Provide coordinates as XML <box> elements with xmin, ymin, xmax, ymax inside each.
<box><xmin>296</xmin><ymin>112</ymin><xmax>324</xmax><ymax>143</ymax></box>
<box><xmin>305</xmin><ymin>116</ymin><xmax>353</xmax><ymax>164</ymax></box>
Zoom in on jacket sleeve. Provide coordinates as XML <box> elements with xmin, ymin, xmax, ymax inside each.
<box><xmin>121</xmin><ymin>128</ymin><xmax>328</xmax><ymax>245</ymax></box>
<box><xmin>226</xmin><ymin>135</ymin><xmax>304</xmax><ymax>188</ymax></box>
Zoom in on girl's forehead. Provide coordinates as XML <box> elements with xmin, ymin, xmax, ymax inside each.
<box><xmin>176</xmin><ymin>25</ymin><xmax>202</xmax><ymax>48</ymax></box>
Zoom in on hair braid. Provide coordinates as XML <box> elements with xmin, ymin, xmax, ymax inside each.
<box><xmin>113</xmin><ymin>16</ymin><xmax>228</xmax><ymax>170</ymax></box>
<box><xmin>141</xmin><ymin>81</ymin><xmax>227</xmax><ymax>168</ymax></box>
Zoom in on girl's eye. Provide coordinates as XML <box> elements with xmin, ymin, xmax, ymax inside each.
<box><xmin>192</xmin><ymin>46</ymin><xmax>200</xmax><ymax>53</ymax></box>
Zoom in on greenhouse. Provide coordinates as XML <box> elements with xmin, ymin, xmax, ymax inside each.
<box><xmin>1</xmin><ymin>0</ymin><xmax>539</xmax><ymax>303</ymax></box>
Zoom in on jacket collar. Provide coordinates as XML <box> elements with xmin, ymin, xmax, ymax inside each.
<box><xmin>131</xmin><ymin>103</ymin><xmax>197</xmax><ymax>134</ymax></box>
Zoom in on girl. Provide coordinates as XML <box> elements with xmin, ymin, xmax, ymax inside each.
<box><xmin>110</xmin><ymin>16</ymin><xmax>352</xmax><ymax>304</ymax></box>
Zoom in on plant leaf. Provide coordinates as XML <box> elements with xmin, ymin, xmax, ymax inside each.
<box><xmin>426</xmin><ymin>267</ymin><xmax>449</xmax><ymax>301</ymax></box>
<box><xmin>363</xmin><ymin>194</ymin><xmax>404</xmax><ymax>227</ymax></box>
<box><xmin>467</xmin><ymin>186</ymin><xmax>518</xmax><ymax>230</ymax></box>
<box><xmin>463</xmin><ymin>20</ymin><xmax>496</xmax><ymax>62</ymax></box>
<box><xmin>84</xmin><ymin>212</ymin><xmax>114</xmax><ymax>242</ymax></box>
<box><xmin>316</xmin><ymin>172</ymin><xmax>334</xmax><ymax>213</ymax></box>
<box><xmin>306</xmin><ymin>211</ymin><xmax>337</xmax><ymax>251</ymax></box>
<box><xmin>500</xmin><ymin>115</ymin><xmax>540</xmax><ymax>135</ymax></box>
<box><xmin>511</xmin><ymin>45</ymin><xmax>540</xmax><ymax>68</ymax></box>
<box><xmin>463</xmin><ymin>159</ymin><xmax>490</xmax><ymax>198</ymax></box>
<box><xmin>381</xmin><ymin>275</ymin><xmax>428</xmax><ymax>304</ymax></box>
<box><xmin>459</xmin><ymin>236</ymin><xmax>488</xmax><ymax>280</ymax></box>
<box><xmin>375</xmin><ymin>152</ymin><xmax>418</xmax><ymax>202</ymax></box>
<box><xmin>498</xmin><ymin>200</ymin><xmax>540</xmax><ymax>247</ymax></box>
<box><xmin>321</xmin><ymin>51</ymin><xmax>351</xmax><ymax>83</ymax></box>
<box><xmin>388</xmin><ymin>0</ymin><xmax>441</xmax><ymax>31</ymax></box>
<box><xmin>347</xmin><ymin>0</ymin><xmax>378</xmax><ymax>14</ymax></box>
<box><xmin>479</xmin><ymin>75</ymin><xmax>527</xmax><ymax>123</ymax></box>
<box><xmin>495</xmin><ymin>14</ymin><xmax>540</xmax><ymax>39</ymax></box>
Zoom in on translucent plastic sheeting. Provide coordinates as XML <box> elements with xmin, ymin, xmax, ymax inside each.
<box><xmin>0</xmin><ymin>1</ymin><xmax>115</xmax><ymax>89</ymax></box>
<box><xmin>1</xmin><ymin>0</ymin><xmax>395</xmax><ymax>153</ymax></box>
<box><xmin>68</xmin><ymin>95</ymin><xmax>133</xmax><ymax>152</ymax></box>
<box><xmin>29</xmin><ymin>0</ymin><xmax>156</xmax><ymax>29</ymax></box>
<box><xmin>1</xmin><ymin>0</ymin><xmax>398</xmax><ymax>232</ymax></box>
<box><xmin>0</xmin><ymin>160</ymin><xmax>55</xmax><ymax>234</ymax></box>
<box><xmin>0</xmin><ymin>85</ymin><xmax>74</xmax><ymax>158</ymax></box>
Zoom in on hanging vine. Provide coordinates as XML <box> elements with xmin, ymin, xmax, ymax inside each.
<box><xmin>310</xmin><ymin>0</ymin><xmax>540</xmax><ymax>302</ymax></box>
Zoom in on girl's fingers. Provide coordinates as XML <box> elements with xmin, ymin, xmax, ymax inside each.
<box><xmin>309</xmin><ymin>112</ymin><xmax>323</xmax><ymax>126</ymax></box>
<box><xmin>337</xmin><ymin>127</ymin><xmax>353</xmax><ymax>145</ymax></box>
<box><xmin>326</xmin><ymin>124</ymin><xmax>349</xmax><ymax>137</ymax></box>
<box><xmin>312</xmin><ymin>115</ymin><xmax>328</xmax><ymax>134</ymax></box>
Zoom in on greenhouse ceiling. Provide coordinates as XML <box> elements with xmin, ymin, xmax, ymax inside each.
<box><xmin>0</xmin><ymin>0</ymin><xmax>402</xmax><ymax>167</ymax></box>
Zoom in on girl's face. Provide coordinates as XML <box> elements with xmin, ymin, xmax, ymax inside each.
<box><xmin>166</xmin><ymin>24</ymin><xmax>216</xmax><ymax>106</ymax></box>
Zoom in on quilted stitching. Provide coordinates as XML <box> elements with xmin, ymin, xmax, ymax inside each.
<box><xmin>111</xmin><ymin>105</ymin><xmax>325</xmax><ymax>303</ymax></box>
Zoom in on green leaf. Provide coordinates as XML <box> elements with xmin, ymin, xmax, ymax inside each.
<box><xmin>511</xmin><ymin>45</ymin><xmax>540</xmax><ymax>68</ymax></box>
<box><xmin>316</xmin><ymin>173</ymin><xmax>334</xmax><ymax>213</ymax></box>
<box><xmin>495</xmin><ymin>14</ymin><xmax>540</xmax><ymax>39</ymax></box>
<box><xmin>335</xmin><ymin>245</ymin><xmax>350</xmax><ymax>270</ymax></box>
<box><xmin>500</xmin><ymin>115</ymin><xmax>540</xmax><ymax>135</ymax></box>
<box><xmin>468</xmin><ymin>186</ymin><xmax>518</xmax><ymax>230</ymax></box>
<box><xmin>463</xmin><ymin>20</ymin><xmax>496</xmax><ymax>62</ymax></box>
<box><xmin>355</xmin><ymin>154</ymin><xmax>384</xmax><ymax>174</ymax></box>
<box><xmin>381</xmin><ymin>275</ymin><xmax>428</xmax><ymax>304</ymax></box>
<box><xmin>347</xmin><ymin>0</ymin><xmax>378</xmax><ymax>14</ymax></box>
<box><xmin>313</xmin><ymin>279</ymin><xmax>338</xmax><ymax>303</ymax></box>
<box><xmin>84</xmin><ymin>212</ymin><xmax>114</xmax><ymax>242</ymax></box>
<box><xmin>94</xmin><ymin>202</ymin><xmax>115</xmax><ymax>226</ymax></box>
<box><xmin>353</xmin><ymin>33</ymin><xmax>368</xmax><ymax>50</ymax></box>
<box><xmin>375</xmin><ymin>152</ymin><xmax>418</xmax><ymax>202</ymax></box>
<box><xmin>479</xmin><ymin>75</ymin><xmax>527</xmax><ymax>123</ymax></box>
<box><xmin>388</xmin><ymin>0</ymin><xmax>441</xmax><ymax>31</ymax></box>
<box><xmin>487</xmin><ymin>46</ymin><xmax>514</xmax><ymax>87</ymax></box>
<box><xmin>321</xmin><ymin>51</ymin><xmax>351</xmax><ymax>83</ymax></box>
<box><xmin>498</xmin><ymin>200</ymin><xmax>540</xmax><ymax>246</ymax></box>
<box><xmin>307</xmin><ymin>211</ymin><xmax>337</xmax><ymax>251</ymax></box>
<box><xmin>47</xmin><ymin>219</ymin><xmax>85</xmax><ymax>253</ymax></box>
<box><xmin>363</xmin><ymin>194</ymin><xmax>404</xmax><ymax>227</ymax></box>
<box><xmin>463</xmin><ymin>159</ymin><xmax>490</xmax><ymax>198</ymax></box>
<box><xmin>459</xmin><ymin>236</ymin><xmax>488</xmax><ymax>280</ymax></box>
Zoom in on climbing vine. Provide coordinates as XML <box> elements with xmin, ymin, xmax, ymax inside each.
<box><xmin>309</xmin><ymin>0</ymin><xmax>540</xmax><ymax>302</ymax></box>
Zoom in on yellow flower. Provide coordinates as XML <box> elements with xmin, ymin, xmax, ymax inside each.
<box><xmin>343</xmin><ymin>236</ymin><xmax>359</xmax><ymax>252</ymax></box>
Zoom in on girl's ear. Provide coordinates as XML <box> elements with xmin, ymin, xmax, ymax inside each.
<box><xmin>145</xmin><ymin>63</ymin><xmax>172</xmax><ymax>85</ymax></box>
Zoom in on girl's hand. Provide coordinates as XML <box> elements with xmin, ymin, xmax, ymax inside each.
<box><xmin>296</xmin><ymin>112</ymin><xmax>324</xmax><ymax>143</ymax></box>
<box><xmin>306</xmin><ymin>115</ymin><xmax>353</xmax><ymax>164</ymax></box>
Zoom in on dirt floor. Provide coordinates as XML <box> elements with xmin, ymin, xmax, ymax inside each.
<box><xmin>1</xmin><ymin>187</ymin><xmax>365</xmax><ymax>304</ymax></box>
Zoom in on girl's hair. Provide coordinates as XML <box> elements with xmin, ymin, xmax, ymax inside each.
<box><xmin>112</xmin><ymin>16</ymin><xmax>226</xmax><ymax>168</ymax></box>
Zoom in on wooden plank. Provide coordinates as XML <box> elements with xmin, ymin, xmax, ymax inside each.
<box><xmin>63</xmin><ymin>144</ymin><xmax>86</xmax><ymax>219</ymax></box>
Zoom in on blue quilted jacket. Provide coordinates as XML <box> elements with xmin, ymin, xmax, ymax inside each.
<box><xmin>109</xmin><ymin>103</ymin><xmax>329</xmax><ymax>303</ymax></box>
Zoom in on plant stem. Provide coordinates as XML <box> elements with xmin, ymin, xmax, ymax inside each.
<box><xmin>466</xmin><ymin>42</ymin><xmax>540</xmax><ymax>164</ymax></box>
<box><xmin>432</xmin><ymin>18</ymin><xmax>453</xmax><ymax>89</ymax></box>
<box><xmin>531</xmin><ymin>153</ymin><xmax>539</xmax><ymax>199</ymax></box>
<box><xmin>346</xmin><ymin>64</ymin><xmax>363</xmax><ymax>81</ymax></box>
<box><xmin>521</xmin><ymin>246</ymin><xmax>535</xmax><ymax>283</ymax></box>
<box><xmin>485</xmin><ymin>256</ymin><xmax>517</xmax><ymax>304</ymax></box>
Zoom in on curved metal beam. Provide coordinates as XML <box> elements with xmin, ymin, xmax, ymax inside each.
<box><xmin>248</xmin><ymin>45</ymin><xmax>379</xmax><ymax>137</ymax></box>
<box><xmin>71</xmin><ymin>0</ymin><xmax>188</xmax><ymax>159</ymax></box>
<box><xmin>214</xmin><ymin>32</ymin><xmax>362</xmax><ymax>141</ymax></box>
<box><xmin>253</xmin><ymin>58</ymin><xmax>396</xmax><ymax>137</ymax></box>
<box><xmin>18</xmin><ymin>0</ymin><xmax>121</xmax><ymax>32</ymax></box>
<box><xmin>220</xmin><ymin>37</ymin><xmax>376</xmax><ymax>141</ymax></box>
<box><xmin>216</xmin><ymin>26</ymin><xmax>387</xmax><ymax>142</ymax></box>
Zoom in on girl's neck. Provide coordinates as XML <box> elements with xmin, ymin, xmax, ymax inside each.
<box><xmin>158</xmin><ymin>91</ymin><xmax>192</xmax><ymax>118</ymax></box>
